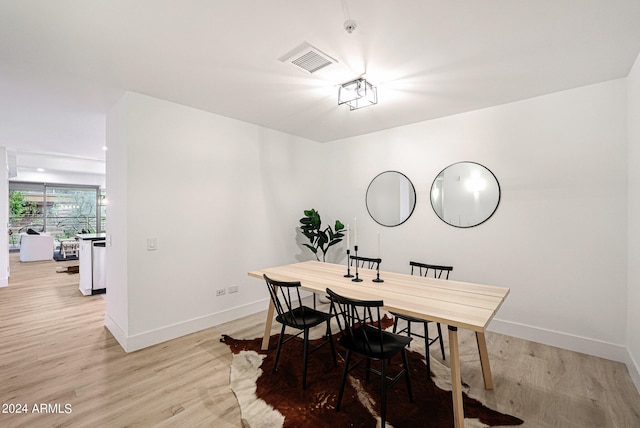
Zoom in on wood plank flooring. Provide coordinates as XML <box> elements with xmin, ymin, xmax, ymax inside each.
<box><xmin>1</xmin><ymin>252</ymin><xmax>639</xmax><ymax>427</ymax></box>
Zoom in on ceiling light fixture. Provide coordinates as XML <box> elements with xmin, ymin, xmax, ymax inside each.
<box><xmin>338</xmin><ymin>78</ymin><xmax>377</xmax><ymax>110</ymax></box>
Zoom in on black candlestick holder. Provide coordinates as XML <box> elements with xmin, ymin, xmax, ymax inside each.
<box><xmin>372</xmin><ymin>261</ymin><xmax>384</xmax><ymax>283</ymax></box>
<box><xmin>352</xmin><ymin>245</ymin><xmax>363</xmax><ymax>282</ymax></box>
<box><xmin>344</xmin><ymin>249</ymin><xmax>354</xmax><ymax>278</ymax></box>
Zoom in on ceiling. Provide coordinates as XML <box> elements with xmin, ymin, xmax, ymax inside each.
<box><xmin>2</xmin><ymin>0</ymin><xmax>640</xmax><ymax>173</ymax></box>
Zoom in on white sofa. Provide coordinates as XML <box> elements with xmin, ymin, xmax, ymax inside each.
<box><xmin>19</xmin><ymin>233</ymin><xmax>54</xmax><ymax>262</ymax></box>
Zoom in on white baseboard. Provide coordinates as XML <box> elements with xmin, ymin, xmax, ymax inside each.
<box><xmin>490</xmin><ymin>318</ymin><xmax>639</xmax><ymax>395</ymax></box>
<box><xmin>105</xmin><ymin>299</ymin><xmax>270</xmax><ymax>353</ymax></box>
<box><xmin>104</xmin><ymin>314</ymin><xmax>129</xmax><ymax>351</ymax></box>
<box><xmin>626</xmin><ymin>349</ymin><xmax>640</xmax><ymax>394</ymax></box>
<box><xmin>102</xmin><ymin>302</ymin><xmax>640</xmax><ymax>396</ymax></box>
<box><xmin>488</xmin><ymin>318</ymin><xmax>628</xmax><ymax>363</ymax></box>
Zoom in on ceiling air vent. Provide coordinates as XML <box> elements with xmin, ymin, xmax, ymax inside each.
<box><xmin>280</xmin><ymin>42</ymin><xmax>337</xmax><ymax>74</ymax></box>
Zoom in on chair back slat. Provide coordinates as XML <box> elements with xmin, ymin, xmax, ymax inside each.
<box><xmin>264</xmin><ymin>274</ymin><xmax>306</xmax><ymax>328</ymax></box>
<box><xmin>326</xmin><ymin>288</ymin><xmax>384</xmax><ymax>355</ymax></box>
<box><xmin>350</xmin><ymin>255</ymin><xmax>382</xmax><ymax>270</ymax></box>
<box><xmin>409</xmin><ymin>261</ymin><xmax>453</xmax><ymax>279</ymax></box>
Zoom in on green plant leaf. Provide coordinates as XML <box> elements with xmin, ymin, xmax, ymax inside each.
<box><xmin>300</xmin><ymin>210</ymin><xmax>347</xmax><ymax>261</ymax></box>
<box><xmin>310</xmin><ymin>212</ymin><xmax>321</xmax><ymax>228</ymax></box>
<box><xmin>317</xmin><ymin>230</ymin><xmax>328</xmax><ymax>247</ymax></box>
<box><xmin>327</xmin><ymin>227</ymin><xmax>335</xmax><ymax>240</ymax></box>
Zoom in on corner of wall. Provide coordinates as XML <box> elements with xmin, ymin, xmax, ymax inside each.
<box><xmin>627</xmin><ymin>349</ymin><xmax>640</xmax><ymax>394</ymax></box>
<box><xmin>104</xmin><ymin>313</ymin><xmax>130</xmax><ymax>352</ymax></box>
<box><xmin>627</xmin><ymin>49</ymin><xmax>640</xmax><ymax>394</ymax></box>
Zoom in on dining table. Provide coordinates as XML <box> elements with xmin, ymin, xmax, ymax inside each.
<box><xmin>248</xmin><ymin>260</ymin><xmax>510</xmax><ymax>428</ymax></box>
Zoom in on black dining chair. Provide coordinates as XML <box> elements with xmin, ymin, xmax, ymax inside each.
<box><xmin>391</xmin><ymin>261</ymin><xmax>453</xmax><ymax>377</ymax></box>
<box><xmin>350</xmin><ymin>255</ymin><xmax>382</xmax><ymax>270</ymax></box>
<box><xmin>325</xmin><ymin>255</ymin><xmax>383</xmax><ymax>316</ymax></box>
<box><xmin>326</xmin><ymin>287</ymin><xmax>413</xmax><ymax>428</ymax></box>
<box><xmin>263</xmin><ymin>274</ymin><xmax>337</xmax><ymax>389</ymax></box>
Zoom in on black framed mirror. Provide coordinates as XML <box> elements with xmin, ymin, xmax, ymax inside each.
<box><xmin>430</xmin><ymin>162</ymin><xmax>500</xmax><ymax>228</ymax></box>
<box><xmin>366</xmin><ymin>171</ymin><xmax>416</xmax><ymax>227</ymax></box>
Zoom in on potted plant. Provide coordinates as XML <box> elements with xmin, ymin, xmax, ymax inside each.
<box><xmin>299</xmin><ymin>209</ymin><xmax>345</xmax><ymax>262</ymax></box>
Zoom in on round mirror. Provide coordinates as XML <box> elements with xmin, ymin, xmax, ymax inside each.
<box><xmin>366</xmin><ymin>171</ymin><xmax>416</xmax><ymax>227</ymax></box>
<box><xmin>430</xmin><ymin>162</ymin><xmax>500</xmax><ymax>228</ymax></box>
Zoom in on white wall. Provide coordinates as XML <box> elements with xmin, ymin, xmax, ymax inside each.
<box><xmin>104</xmin><ymin>95</ymin><xmax>129</xmax><ymax>342</ymax></box>
<box><xmin>324</xmin><ymin>79</ymin><xmax>629</xmax><ymax>361</ymax></box>
<box><xmin>627</xmin><ymin>52</ymin><xmax>640</xmax><ymax>390</ymax></box>
<box><xmin>104</xmin><ymin>79</ymin><xmax>634</xmax><ymax>377</ymax></box>
<box><xmin>0</xmin><ymin>148</ymin><xmax>9</xmax><ymax>287</ymax></box>
<box><xmin>105</xmin><ymin>92</ymin><xmax>324</xmax><ymax>351</ymax></box>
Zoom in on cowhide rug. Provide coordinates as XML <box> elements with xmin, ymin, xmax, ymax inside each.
<box><xmin>221</xmin><ymin>317</ymin><xmax>523</xmax><ymax>428</ymax></box>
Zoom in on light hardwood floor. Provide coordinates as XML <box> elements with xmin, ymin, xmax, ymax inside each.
<box><xmin>1</xmin><ymin>253</ymin><xmax>639</xmax><ymax>427</ymax></box>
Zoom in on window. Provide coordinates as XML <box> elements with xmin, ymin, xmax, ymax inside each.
<box><xmin>9</xmin><ymin>182</ymin><xmax>105</xmax><ymax>249</ymax></box>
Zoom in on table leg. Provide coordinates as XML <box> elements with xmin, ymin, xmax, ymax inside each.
<box><xmin>261</xmin><ymin>298</ymin><xmax>276</xmax><ymax>351</ymax></box>
<box><xmin>475</xmin><ymin>331</ymin><xmax>494</xmax><ymax>390</ymax></box>
<box><xmin>448</xmin><ymin>326</ymin><xmax>465</xmax><ymax>428</ymax></box>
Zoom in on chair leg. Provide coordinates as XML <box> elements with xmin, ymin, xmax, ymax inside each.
<box><xmin>336</xmin><ymin>350</ymin><xmax>351</xmax><ymax>412</ymax></box>
<box><xmin>436</xmin><ymin>322</ymin><xmax>445</xmax><ymax>360</ymax></box>
<box><xmin>302</xmin><ymin>329</ymin><xmax>309</xmax><ymax>390</ymax></box>
<box><xmin>273</xmin><ymin>324</ymin><xmax>286</xmax><ymax>374</ymax></box>
<box><xmin>380</xmin><ymin>358</ymin><xmax>387</xmax><ymax>428</ymax></box>
<box><xmin>326</xmin><ymin>321</ymin><xmax>338</xmax><ymax>367</ymax></box>
<box><xmin>401</xmin><ymin>349</ymin><xmax>413</xmax><ymax>402</ymax></box>
<box><xmin>423</xmin><ymin>321</ymin><xmax>431</xmax><ymax>376</ymax></box>
<box><xmin>392</xmin><ymin>317</ymin><xmax>404</xmax><ymax>363</ymax></box>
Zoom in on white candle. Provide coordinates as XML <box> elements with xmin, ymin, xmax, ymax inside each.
<box><xmin>377</xmin><ymin>232</ymin><xmax>380</xmax><ymax>258</ymax></box>
<box><xmin>354</xmin><ymin>218</ymin><xmax>358</xmax><ymax>246</ymax></box>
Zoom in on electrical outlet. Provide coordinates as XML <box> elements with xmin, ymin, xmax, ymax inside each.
<box><xmin>216</xmin><ymin>288</ymin><xmax>226</xmax><ymax>296</ymax></box>
<box><xmin>228</xmin><ymin>285</ymin><xmax>239</xmax><ymax>294</ymax></box>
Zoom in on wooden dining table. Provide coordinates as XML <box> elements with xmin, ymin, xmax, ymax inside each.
<box><xmin>248</xmin><ymin>260</ymin><xmax>510</xmax><ymax>428</ymax></box>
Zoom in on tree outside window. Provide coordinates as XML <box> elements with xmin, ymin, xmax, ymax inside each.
<box><xmin>8</xmin><ymin>190</ymin><xmax>40</xmax><ymax>245</ymax></box>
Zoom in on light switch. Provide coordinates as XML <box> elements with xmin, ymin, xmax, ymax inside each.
<box><xmin>147</xmin><ymin>238</ymin><xmax>157</xmax><ymax>251</ymax></box>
